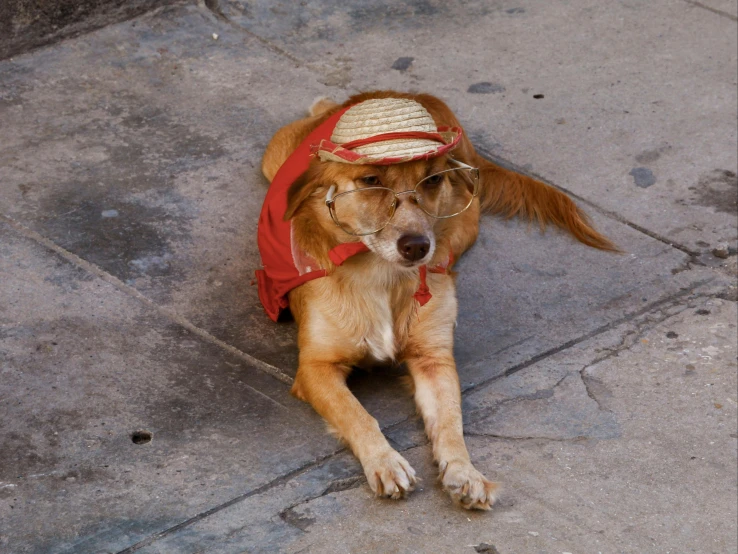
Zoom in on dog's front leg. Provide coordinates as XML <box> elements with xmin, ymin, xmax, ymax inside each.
<box><xmin>292</xmin><ymin>361</ymin><xmax>417</xmax><ymax>499</ymax></box>
<box><xmin>406</xmin><ymin>352</ymin><xmax>498</xmax><ymax>509</ymax></box>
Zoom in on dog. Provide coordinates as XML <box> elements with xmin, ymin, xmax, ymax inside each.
<box><xmin>257</xmin><ymin>91</ymin><xmax>615</xmax><ymax>510</ymax></box>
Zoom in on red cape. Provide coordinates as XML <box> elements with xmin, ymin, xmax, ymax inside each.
<box><xmin>256</xmin><ymin>106</ymin><xmax>370</xmax><ymax>321</ymax></box>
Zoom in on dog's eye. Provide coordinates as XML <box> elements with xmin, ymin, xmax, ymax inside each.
<box><xmin>424</xmin><ymin>174</ymin><xmax>444</xmax><ymax>187</ymax></box>
<box><xmin>360</xmin><ymin>176</ymin><xmax>381</xmax><ymax>186</ymax></box>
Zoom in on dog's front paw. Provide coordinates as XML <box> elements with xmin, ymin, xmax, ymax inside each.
<box><xmin>363</xmin><ymin>449</ymin><xmax>417</xmax><ymax>500</ymax></box>
<box><xmin>439</xmin><ymin>460</ymin><xmax>498</xmax><ymax>510</ymax></box>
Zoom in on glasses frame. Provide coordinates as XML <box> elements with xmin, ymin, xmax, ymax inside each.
<box><xmin>324</xmin><ymin>158</ymin><xmax>480</xmax><ymax>237</ymax></box>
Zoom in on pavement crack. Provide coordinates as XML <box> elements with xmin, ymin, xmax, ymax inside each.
<box><xmin>0</xmin><ymin>213</ymin><xmax>295</xmax><ymax>386</ymax></box>
<box><xmin>198</xmin><ymin>0</ymin><xmax>305</xmax><ymax>67</ymax></box>
<box><xmin>201</xmin><ymin>0</ymin><xmax>228</xmax><ymax>21</ymax></box>
<box><xmin>116</xmin><ymin>447</ymin><xmax>345</xmax><ymax>553</ymax></box>
<box><xmin>681</xmin><ymin>0</ymin><xmax>738</xmax><ymax>21</ymax></box>
<box><xmin>320</xmin><ymin>475</ymin><xmax>365</xmax><ymax>496</ymax></box>
<box><xmin>461</xmin><ymin>281</ymin><xmax>712</xmax><ymax>397</ymax></box>
<box><xmin>670</xmin><ymin>252</ymin><xmax>704</xmax><ymax>274</ymax></box>
<box><xmin>580</xmin><ymin>370</ymin><xmax>606</xmax><ymax>411</ymax></box>
<box><xmin>278</xmin><ymin>475</ymin><xmax>366</xmax><ymax>532</ymax></box>
<box><xmin>578</xmin><ymin>292</ymin><xmax>701</xmax><ymax>408</ymax></box>
<box><xmin>465</xmin><ymin>374</ymin><xmax>567</xmax><ymax>427</ymax></box>
<box><xmin>464</xmin><ymin>431</ymin><xmax>589</xmax><ymax>443</ymax></box>
<box><xmin>275</xmin><ymin>431</ymin><xmax>430</xmax><ymax>534</ymax></box>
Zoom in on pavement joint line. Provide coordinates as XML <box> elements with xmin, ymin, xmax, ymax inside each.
<box><xmin>460</xmin><ymin>279</ymin><xmax>715</xmax><ymax>397</ymax></box>
<box><xmin>90</xmin><ymin>277</ymin><xmax>711</xmax><ymax>550</ymax></box>
<box><xmin>198</xmin><ymin>0</ymin><xmax>360</xmax><ymax>92</ymax></box>
<box><xmin>464</xmin><ymin>431</ymin><xmax>587</xmax><ymax>443</ymax></box>
<box><xmin>277</xmin><ymin>437</ymin><xmax>434</xmax><ymax>532</ymax></box>
<box><xmin>199</xmin><ymin>0</ymin><xmax>305</xmax><ymax>67</ymax></box>
<box><xmin>682</xmin><ymin>0</ymin><xmax>738</xmax><ymax>21</ymax></box>
<box><xmin>474</xmin><ymin>145</ymin><xmax>703</xmax><ymax>259</ymax></box>
<box><xmin>119</xmin><ymin>427</ymin><xmax>431</xmax><ymax>551</ymax></box>
<box><xmin>1</xmin><ymin>215</ymin><xmax>717</xmax><ymax>548</ymax></box>
<box><xmin>115</xmin><ymin>447</ymin><xmax>346</xmax><ymax>554</ymax></box>
<box><xmin>578</xmin><ymin>294</ymin><xmax>698</xmax><ymax>374</ymax></box>
<box><xmin>464</xmin><ymin>374</ymin><xmax>570</xmax><ymax>428</ymax></box>
<box><xmin>0</xmin><ymin>213</ymin><xmax>295</xmax><ymax>386</ymax></box>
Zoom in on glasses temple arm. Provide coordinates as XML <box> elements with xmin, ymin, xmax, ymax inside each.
<box><xmin>448</xmin><ymin>157</ymin><xmax>474</xmax><ymax>170</ymax></box>
<box><xmin>325</xmin><ymin>185</ymin><xmax>336</xmax><ymax>204</ymax></box>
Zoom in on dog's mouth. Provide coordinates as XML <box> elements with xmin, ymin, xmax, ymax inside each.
<box><xmin>398</xmin><ymin>257</ymin><xmax>429</xmax><ymax>269</ymax></box>
<box><xmin>359</xmin><ymin>232</ymin><xmax>436</xmax><ymax>268</ymax></box>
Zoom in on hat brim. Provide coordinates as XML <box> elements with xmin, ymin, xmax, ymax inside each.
<box><xmin>313</xmin><ymin>127</ymin><xmax>462</xmax><ymax>165</ymax></box>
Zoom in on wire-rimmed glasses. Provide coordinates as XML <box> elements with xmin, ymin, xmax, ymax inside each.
<box><xmin>325</xmin><ymin>159</ymin><xmax>480</xmax><ymax>236</ymax></box>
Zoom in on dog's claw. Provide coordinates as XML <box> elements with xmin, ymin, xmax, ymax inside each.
<box><xmin>440</xmin><ymin>460</ymin><xmax>498</xmax><ymax>510</ymax></box>
<box><xmin>364</xmin><ymin>449</ymin><xmax>417</xmax><ymax>500</ymax></box>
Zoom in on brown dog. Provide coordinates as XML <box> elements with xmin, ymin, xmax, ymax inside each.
<box><xmin>259</xmin><ymin>91</ymin><xmax>615</xmax><ymax>510</ymax></box>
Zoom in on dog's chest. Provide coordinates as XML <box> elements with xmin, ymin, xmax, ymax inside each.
<box><xmin>321</xmin><ymin>264</ymin><xmax>417</xmax><ymax>363</ymax></box>
<box><xmin>355</xmin><ymin>280</ymin><xmax>417</xmax><ymax>363</ymax></box>
<box><xmin>358</xmin><ymin>291</ymin><xmax>397</xmax><ymax>362</ymax></box>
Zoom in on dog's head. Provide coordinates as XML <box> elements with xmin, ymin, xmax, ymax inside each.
<box><xmin>285</xmin><ymin>155</ymin><xmax>476</xmax><ymax>268</ymax></box>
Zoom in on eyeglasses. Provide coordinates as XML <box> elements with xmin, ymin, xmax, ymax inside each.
<box><xmin>325</xmin><ymin>159</ymin><xmax>480</xmax><ymax>236</ymax></box>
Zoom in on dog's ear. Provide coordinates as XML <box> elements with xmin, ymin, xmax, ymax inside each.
<box><xmin>284</xmin><ymin>169</ymin><xmax>326</xmax><ymax>220</ymax></box>
<box><xmin>284</xmin><ymin>171</ymin><xmax>312</xmax><ymax>220</ymax></box>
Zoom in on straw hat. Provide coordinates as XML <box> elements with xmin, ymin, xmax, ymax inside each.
<box><xmin>314</xmin><ymin>98</ymin><xmax>462</xmax><ymax>165</ymax></box>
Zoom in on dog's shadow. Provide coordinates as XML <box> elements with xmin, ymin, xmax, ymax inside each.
<box><xmin>346</xmin><ymin>364</ymin><xmax>416</xmax><ymax>428</ymax></box>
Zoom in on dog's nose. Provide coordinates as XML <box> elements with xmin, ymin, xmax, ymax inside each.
<box><xmin>397</xmin><ymin>234</ymin><xmax>430</xmax><ymax>262</ymax></box>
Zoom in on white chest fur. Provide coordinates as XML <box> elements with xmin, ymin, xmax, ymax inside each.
<box><xmin>357</xmin><ymin>290</ymin><xmax>396</xmax><ymax>362</ymax></box>
<box><xmin>305</xmin><ymin>259</ymin><xmax>417</xmax><ymax>363</ymax></box>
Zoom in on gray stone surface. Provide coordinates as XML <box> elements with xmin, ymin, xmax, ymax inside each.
<box><xmin>217</xmin><ymin>0</ymin><xmax>738</xmax><ymax>255</ymax></box>
<box><xmin>120</xmin><ymin>297</ymin><xmax>738</xmax><ymax>554</ymax></box>
<box><xmin>0</xmin><ymin>0</ymin><xmax>180</xmax><ymax>60</ymax></box>
<box><xmin>0</xmin><ymin>2</ymin><xmax>728</xmax><ymax>389</ymax></box>
<box><xmin>0</xmin><ymin>0</ymin><xmax>736</xmax><ymax>552</ymax></box>
<box><xmin>0</xmin><ymin>222</ymin><xmax>341</xmax><ymax>553</ymax></box>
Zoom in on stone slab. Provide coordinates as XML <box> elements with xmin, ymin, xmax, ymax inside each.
<box><xmin>0</xmin><ymin>222</ymin><xmax>342</xmax><ymax>553</ymax></box>
<box><xmin>0</xmin><ymin>3</ymin><xmax>724</xmax><ymax>393</ymax></box>
<box><xmin>140</xmin><ymin>295</ymin><xmax>737</xmax><ymax>553</ymax></box>
<box><xmin>0</xmin><ymin>0</ymin><xmax>181</xmax><ymax>60</ymax></box>
<box><xmin>218</xmin><ymin>0</ymin><xmax>738</xmax><ymax>254</ymax></box>
<box><xmin>0</xmin><ymin>2</ymin><xmax>734</xmax><ymax>552</ymax></box>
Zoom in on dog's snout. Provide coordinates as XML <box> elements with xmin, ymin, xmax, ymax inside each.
<box><xmin>397</xmin><ymin>234</ymin><xmax>430</xmax><ymax>262</ymax></box>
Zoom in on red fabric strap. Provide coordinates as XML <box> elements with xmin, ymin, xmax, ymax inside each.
<box><xmin>328</xmin><ymin>242</ymin><xmax>370</xmax><ymax>265</ymax></box>
<box><xmin>413</xmin><ymin>250</ymin><xmax>454</xmax><ymax>306</ymax></box>
<box><xmin>413</xmin><ymin>265</ymin><xmax>432</xmax><ymax>306</ymax></box>
<box><xmin>313</xmin><ymin>126</ymin><xmax>463</xmax><ymax>166</ymax></box>
<box><xmin>339</xmin><ymin>131</ymin><xmax>446</xmax><ymax>151</ymax></box>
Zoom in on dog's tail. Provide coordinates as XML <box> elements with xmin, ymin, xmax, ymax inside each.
<box><xmin>309</xmin><ymin>97</ymin><xmax>339</xmax><ymax>117</ymax></box>
<box><xmin>474</xmin><ymin>156</ymin><xmax>619</xmax><ymax>252</ymax></box>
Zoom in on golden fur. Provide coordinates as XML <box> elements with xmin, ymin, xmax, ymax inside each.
<box><xmin>260</xmin><ymin>91</ymin><xmax>615</xmax><ymax>509</ymax></box>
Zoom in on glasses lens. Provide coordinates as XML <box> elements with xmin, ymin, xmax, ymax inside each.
<box><xmin>332</xmin><ymin>187</ymin><xmax>396</xmax><ymax>235</ymax></box>
<box><xmin>415</xmin><ymin>167</ymin><xmax>479</xmax><ymax>218</ymax></box>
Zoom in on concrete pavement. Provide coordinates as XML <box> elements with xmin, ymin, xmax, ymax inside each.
<box><xmin>0</xmin><ymin>1</ymin><xmax>736</xmax><ymax>552</ymax></box>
